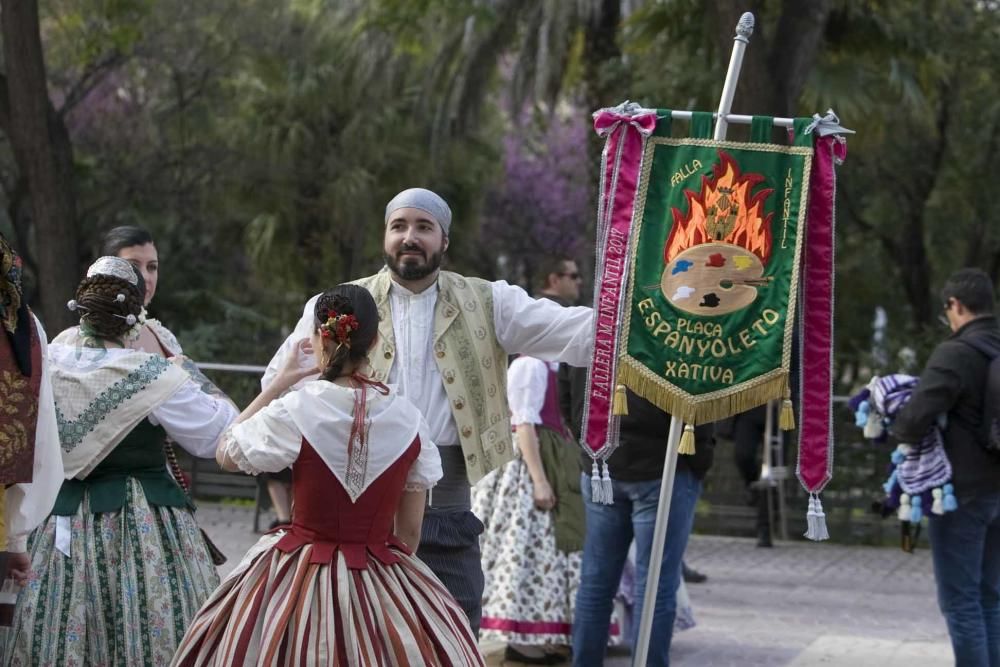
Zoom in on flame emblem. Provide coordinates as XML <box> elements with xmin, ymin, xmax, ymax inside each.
<box><xmin>664</xmin><ymin>151</ymin><xmax>774</xmax><ymax>264</ymax></box>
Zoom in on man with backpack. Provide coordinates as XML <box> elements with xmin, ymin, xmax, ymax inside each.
<box><xmin>894</xmin><ymin>267</ymin><xmax>1000</xmax><ymax>667</ymax></box>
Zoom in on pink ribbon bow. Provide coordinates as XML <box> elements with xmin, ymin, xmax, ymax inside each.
<box><xmin>593</xmin><ymin>110</ymin><xmax>658</xmax><ymax>137</ymax></box>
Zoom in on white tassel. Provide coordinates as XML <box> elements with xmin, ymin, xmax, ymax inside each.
<box><xmin>600</xmin><ymin>461</ymin><xmax>614</xmax><ymax>506</ymax></box>
<box><xmin>591</xmin><ymin>460</ymin><xmax>603</xmax><ymax>504</ymax></box>
<box><xmin>804</xmin><ymin>494</ymin><xmax>830</xmax><ymax>541</ymax></box>
<box><xmin>811</xmin><ymin>495</ymin><xmax>829</xmax><ymax>541</ymax></box>
<box><xmin>804</xmin><ymin>496</ymin><xmax>818</xmax><ymax>540</ymax></box>
<box><xmin>863</xmin><ymin>410</ymin><xmax>884</xmax><ymax>439</ymax></box>
<box><xmin>931</xmin><ymin>488</ymin><xmax>944</xmax><ymax>516</ymax></box>
<box><xmin>897</xmin><ymin>493</ymin><xmax>911</xmax><ymax>522</ymax></box>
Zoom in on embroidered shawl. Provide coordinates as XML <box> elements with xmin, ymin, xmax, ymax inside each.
<box><xmin>49</xmin><ymin>344</ymin><xmax>189</xmax><ymax>478</ymax></box>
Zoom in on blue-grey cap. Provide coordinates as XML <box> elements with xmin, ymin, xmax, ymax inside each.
<box><xmin>384</xmin><ymin>188</ymin><xmax>452</xmax><ymax>236</ymax></box>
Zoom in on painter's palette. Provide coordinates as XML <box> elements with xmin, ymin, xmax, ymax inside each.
<box><xmin>659</xmin><ymin>242</ymin><xmax>770</xmax><ymax>316</ymax></box>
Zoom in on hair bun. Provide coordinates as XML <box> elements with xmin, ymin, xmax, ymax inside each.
<box><xmin>329</xmin><ymin>294</ymin><xmax>354</xmax><ymax>315</ymax></box>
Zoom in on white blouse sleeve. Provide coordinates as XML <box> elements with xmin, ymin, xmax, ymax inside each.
<box><xmin>220</xmin><ymin>398</ymin><xmax>303</xmax><ymax>476</ymax></box>
<box><xmin>149</xmin><ymin>379</ymin><xmax>239</xmax><ymax>458</ymax></box>
<box><xmin>492</xmin><ymin>281</ymin><xmax>594</xmax><ymax>366</ymax></box>
<box><xmin>404</xmin><ymin>418</ymin><xmax>442</xmax><ymax>492</ymax></box>
<box><xmin>507</xmin><ymin>356</ymin><xmax>549</xmax><ymax>426</ymax></box>
<box><xmin>5</xmin><ymin>316</ymin><xmax>65</xmax><ymax>552</ymax></box>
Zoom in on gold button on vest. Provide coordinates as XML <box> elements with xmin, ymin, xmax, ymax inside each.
<box><xmin>354</xmin><ymin>269</ymin><xmax>513</xmax><ymax>484</ymax></box>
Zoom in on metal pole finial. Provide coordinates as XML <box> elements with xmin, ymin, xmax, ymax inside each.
<box><xmin>735</xmin><ymin>12</ymin><xmax>755</xmax><ymax>43</ymax></box>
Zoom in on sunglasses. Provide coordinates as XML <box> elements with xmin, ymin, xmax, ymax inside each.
<box><xmin>938</xmin><ymin>299</ymin><xmax>952</xmax><ymax>327</ymax></box>
<box><xmin>559</xmin><ymin>272</ymin><xmax>582</xmax><ymax>280</ymax></box>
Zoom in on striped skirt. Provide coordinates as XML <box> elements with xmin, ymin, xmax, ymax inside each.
<box><xmin>2</xmin><ymin>479</ymin><xmax>221</xmax><ymax>666</ymax></box>
<box><xmin>171</xmin><ymin>532</ymin><xmax>485</xmax><ymax>666</ymax></box>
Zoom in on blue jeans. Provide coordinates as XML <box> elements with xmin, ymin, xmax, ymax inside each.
<box><xmin>928</xmin><ymin>490</ymin><xmax>1000</xmax><ymax>667</ymax></box>
<box><xmin>572</xmin><ymin>468</ymin><xmax>702</xmax><ymax>667</ymax></box>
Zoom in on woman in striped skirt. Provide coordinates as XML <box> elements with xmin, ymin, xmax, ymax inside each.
<box><xmin>171</xmin><ymin>284</ymin><xmax>483</xmax><ymax>666</ymax></box>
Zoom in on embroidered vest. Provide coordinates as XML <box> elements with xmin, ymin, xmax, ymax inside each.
<box><xmin>353</xmin><ymin>269</ymin><xmax>512</xmax><ymax>483</ymax></box>
<box><xmin>0</xmin><ymin>316</ymin><xmax>41</xmax><ymax>485</ymax></box>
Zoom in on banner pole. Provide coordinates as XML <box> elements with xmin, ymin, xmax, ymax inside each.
<box><xmin>714</xmin><ymin>12</ymin><xmax>755</xmax><ymax>140</ymax></box>
<box><xmin>632</xmin><ymin>416</ymin><xmax>682</xmax><ymax>667</ymax></box>
<box><xmin>632</xmin><ymin>12</ymin><xmax>755</xmax><ymax>666</ymax></box>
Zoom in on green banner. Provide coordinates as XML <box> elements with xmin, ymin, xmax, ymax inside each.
<box><xmin>620</xmin><ymin>137</ymin><xmax>813</xmax><ymax>424</ymax></box>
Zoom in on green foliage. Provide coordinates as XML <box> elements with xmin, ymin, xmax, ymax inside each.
<box><xmin>12</xmin><ymin>0</ymin><xmax>999</xmax><ymax>399</ymax></box>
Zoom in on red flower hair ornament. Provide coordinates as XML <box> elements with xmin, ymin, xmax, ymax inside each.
<box><xmin>319</xmin><ymin>309</ymin><xmax>360</xmax><ymax>347</ymax></box>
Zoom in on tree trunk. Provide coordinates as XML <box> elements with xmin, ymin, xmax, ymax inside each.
<box><xmin>1</xmin><ymin>0</ymin><xmax>80</xmax><ymax>332</ymax></box>
<box><xmin>708</xmin><ymin>0</ymin><xmax>832</xmax><ymax>119</ymax></box>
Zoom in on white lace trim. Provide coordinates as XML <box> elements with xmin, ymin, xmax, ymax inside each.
<box><xmin>510</xmin><ymin>408</ymin><xmax>543</xmax><ymax>426</ymax></box>
<box><xmin>403</xmin><ymin>481</ymin><xmax>436</xmax><ymax>493</ymax></box>
<box><xmin>223</xmin><ymin>429</ymin><xmax>261</xmax><ymax>476</ymax></box>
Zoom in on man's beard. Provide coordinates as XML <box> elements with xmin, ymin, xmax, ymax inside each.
<box><xmin>384</xmin><ymin>247</ymin><xmax>443</xmax><ymax>281</ymax></box>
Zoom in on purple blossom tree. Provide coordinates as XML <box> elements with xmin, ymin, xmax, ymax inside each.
<box><xmin>481</xmin><ymin>110</ymin><xmax>593</xmax><ymax>290</ymax></box>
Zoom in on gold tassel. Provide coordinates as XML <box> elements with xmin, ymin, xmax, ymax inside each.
<box><xmin>612</xmin><ymin>384</ymin><xmax>629</xmax><ymax>416</ymax></box>
<box><xmin>678</xmin><ymin>424</ymin><xmax>696</xmax><ymax>455</ymax></box>
<box><xmin>779</xmin><ymin>385</ymin><xmax>795</xmax><ymax>431</ymax></box>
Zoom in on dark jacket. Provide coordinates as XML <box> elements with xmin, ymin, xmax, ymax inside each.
<box><xmin>563</xmin><ymin>366</ymin><xmax>715</xmax><ymax>482</ymax></box>
<box><xmin>893</xmin><ymin>316</ymin><xmax>1000</xmax><ymax>498</ymax></box>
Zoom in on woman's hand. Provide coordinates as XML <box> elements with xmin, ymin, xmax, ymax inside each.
<box><xmin>6</xmin><ymin>552</ymin><xmax>30</xmax><ymax>587</ymax></box>
<box><xmin>532</xmin><ymin>478</ymin><xmax>556</xmax><ymax>511</ymax></box>
<box><xmin>271</xmin><ymin>338</ymin><xmax>318</xmax><ymax>391</ymax></box>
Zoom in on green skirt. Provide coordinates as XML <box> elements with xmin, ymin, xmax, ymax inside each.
<box><xmin>2</xmin><ymin>478</ymin><xmax>220</xmax><ymax>666</ymax></box>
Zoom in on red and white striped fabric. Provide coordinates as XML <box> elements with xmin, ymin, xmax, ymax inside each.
<box><xmin>171</xmin><ymin>532</ymin><xmax>484</xmax><ymax>666</ymax></box>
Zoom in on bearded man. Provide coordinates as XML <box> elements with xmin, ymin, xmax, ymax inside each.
<box><xmin>263</xmin><ymin>188</ymin><xmax>594</xmax><ymax>633</ymax></box>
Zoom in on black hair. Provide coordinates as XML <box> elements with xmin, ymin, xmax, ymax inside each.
<box><xmin>534</xmin><ymin>256</ymin><xmax>575</xmax><ymax>291</ymax></box>
<box><xmin>313</xmin><ymin>284</ymin><xmax>379</xmax><ymax>382</ymax></box>
<box><xmin>940</xmin><ymin>268</ymin><xmax>995</xmax><ymax>316</ymax></box>
<box><xmin>76</xmin><ymin>268</ymin><xmax>146</xmax><ymax>340</ymax></box>
<box><xmin>101</xmin><ymin>226</ymin><xmax>155</xmax><ymax>257</ymax></box>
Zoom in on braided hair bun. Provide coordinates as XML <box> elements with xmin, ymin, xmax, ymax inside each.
<box><xmin>313</xmin><ymin>284</ymin><xmax>378</xmax><ymax>382</ymax></box>
<box><xmin>73</xmin><ymin>259</ymin><xmax>146</xmax><ymax>340</ymax></box>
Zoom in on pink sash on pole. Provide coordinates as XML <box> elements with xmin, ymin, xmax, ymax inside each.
<box><xmin>580</xmin><ymin>105</ymin><xmax>656</xmax><ymax>502</ymax></box>
<box><xmin>796</xmin><ymin>134</ymin><xmax>846</xmax><ymax>497</ymax></box>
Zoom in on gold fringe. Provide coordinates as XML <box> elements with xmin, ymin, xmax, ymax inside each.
<box><xmin>678</xmin><ymin>424</ymin><xmax>696</xmax><ymax>455</ymax></box>
<box><xmin>617</xmin><ymin>361</ymin><xmax>789</xmax><ymax>427</ymax></box>
<box><xmin>612</xmin><ymin>384</ymin><xmax>629</xmax><ymax>416</ymax></box>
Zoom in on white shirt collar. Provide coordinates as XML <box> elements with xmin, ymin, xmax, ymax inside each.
<box><xmin>388</xmin><ymin>277</ymin><xmax>439</xmax><ymax>300</ymax></box>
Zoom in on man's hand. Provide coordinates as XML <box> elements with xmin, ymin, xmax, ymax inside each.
<box><xmin>272</xmin><ymin>338</ymin><xmax>319</xmax><ymax>391</ymax></box>
<box><xmin>6</xmin><ymin>552</ymin><xmax>30</xmax><ymax>587</ymax></box>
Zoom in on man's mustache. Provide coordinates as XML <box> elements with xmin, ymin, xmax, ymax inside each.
<box><xmin>397</xmin><ymin>243</ymin><xmax>426</xmax><ymax>258</ymax></box>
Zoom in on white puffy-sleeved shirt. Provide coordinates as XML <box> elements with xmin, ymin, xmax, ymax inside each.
<box><xmin>147</xmin><ymin>380</ymin><xmax>238</xmax><ymax>458</ymax></box>
<box><xmin>5</xmin><ymin>316</ymin><xmax>64</xmax><ymax>552</ymax></box>
<box><xmin>262</xmin><ymin>276</ymin><xmax>592</xmax><ymax>448</ymax></box>
<box><xmin>507</xmin><ymin>357</ymin><xmax>557</xmax><ymax>427</ymax></box>
<box><xmin>220</xmin><ymin>382</ymin><xmax>442</xmax><ymax>502</ymax></box>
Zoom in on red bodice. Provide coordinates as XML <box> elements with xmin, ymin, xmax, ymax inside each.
<box><xmin>274</xmin><ymin>436</ymin><xmax>421</xmax><ymax>570</ymax></box>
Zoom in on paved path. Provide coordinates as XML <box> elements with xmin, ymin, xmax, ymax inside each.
<box><xmin>199</xmin><ymin>502</ymin><xmax>951</xmax><ymax>666</ymax></box>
